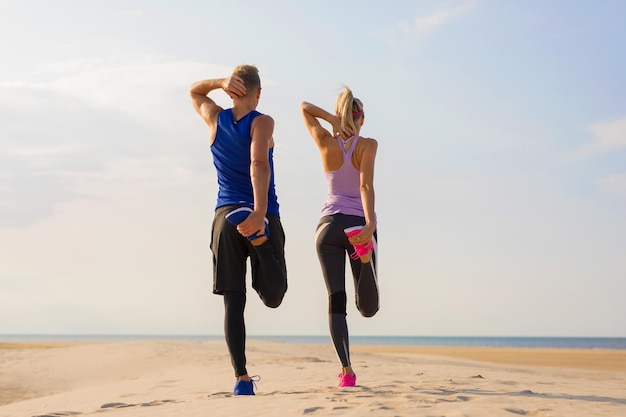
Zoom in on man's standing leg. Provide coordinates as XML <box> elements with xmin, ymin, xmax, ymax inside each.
<box><xmin>223</xmin><ymin>291</ymin><xmax>247</xmax><ymax>377</ymax></box>
<box><xmin>211</xmin><ymin>206</ymin><xmax>255</xmax><ymax>394</ymax></box>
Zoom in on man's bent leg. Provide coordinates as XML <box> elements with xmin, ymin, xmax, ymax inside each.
<box><xmin>250</xmin><ymin>214</ymin><xmax>287</xmax><ymax>308</ymax></box>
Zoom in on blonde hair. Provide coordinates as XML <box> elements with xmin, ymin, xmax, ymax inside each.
<box><xmin>335</xmin><ymin>86</ymin><xmax>364</xmax><ymax>134</ymax></box>
<box><xmin>232</xmin><ymin>64</ymin><xmax>261</xmax><ymax>97</ymax></box>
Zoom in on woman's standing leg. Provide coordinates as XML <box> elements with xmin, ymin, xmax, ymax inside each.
<box><xmin>315</xmin><ymin>216</ymin><xmax>352</xmax><ymax>370</ymax></box>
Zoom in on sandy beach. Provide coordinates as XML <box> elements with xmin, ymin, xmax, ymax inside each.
<box><xmin>1</xmin><ymin>340</ymin><xmax>625</xmax><ymax>417</ymax></box>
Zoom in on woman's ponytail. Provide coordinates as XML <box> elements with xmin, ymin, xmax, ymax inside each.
<box><xmin>335</xmin><ymin>86</ymin><xmax>363</xmax><ymax>135</ymax></box>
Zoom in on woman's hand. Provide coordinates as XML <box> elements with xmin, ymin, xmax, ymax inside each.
<box><xmin>331</xmin><ymin>117</ymin><xmax>354</xmax><ymax>140</ymax></box>
<box><xmin>348</xmin><ymin>223</ymin><xmax>376</xmax><ymax>246</ymax></box>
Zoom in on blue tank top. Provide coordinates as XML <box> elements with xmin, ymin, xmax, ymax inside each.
<box><xmin>211</xmin><ymin>108</ymin><xmax>280</xmax><ymax>216</ymax></box>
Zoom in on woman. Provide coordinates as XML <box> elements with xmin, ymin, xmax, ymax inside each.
<box><xmin>301</xmin><ymin>86</ymin><xmax>379</xmax><ymax>388</ymax></box>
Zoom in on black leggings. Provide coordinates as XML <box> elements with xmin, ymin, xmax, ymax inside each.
<box><xmin>224</xmin><ymin>291</ymin><xmax>248</xmax><ymax>377</ymax></box>
<box><xmin>315</xmin><ymin>214</ymin><xmax>379</xmax><ymax>368</ymax></box>
<box><xmin>212</xmin><ymin>206</ymin><xmax>288</xmax><ymax>377</ymax></box>
<box><xmin>221</xmin><ymin>239</ymin><xmax>288</xmax><ymax>377</ymax></box>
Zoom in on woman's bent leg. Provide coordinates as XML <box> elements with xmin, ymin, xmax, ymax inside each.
<box><xmin>350</xmin><ymin>233</ymin><xmax>379</xmax><ymax>317</ymax></box>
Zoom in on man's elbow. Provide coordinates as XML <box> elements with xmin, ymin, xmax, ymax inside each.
<box><xmin>251</xmin><ymin>160</ymin><xmax>270</xmax><ymax>173</ymax></box>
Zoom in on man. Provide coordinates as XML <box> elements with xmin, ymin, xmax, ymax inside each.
<box><xmin>190</xmin><ymin>65</ymin><xmax>287</xmax><ymax>396</ymax></box>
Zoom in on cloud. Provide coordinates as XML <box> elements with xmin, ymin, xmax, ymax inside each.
<box><xmin>376</xmin><ymin>2</ymin><xmax>478</xmax><ymax>45</ymax></box>
<box><xmin>569</xmin><ymin>117</ymin><xmax>626</xmax><ymax>159</ymax></box>
<box><xmin>0</xmin><ymin>58</ymin><xmax>225</xmax><ymax>228</ymax></box>
<box><xmin>39</xmin><ymin>57</ymin><xmax>118</xmax><ymax>75</ymax></box>
<box><xmin>596</xmin><ymin>173</ymin><xmax>626</xmax><ymax>198</ymax></box>
<box><xmin>3</xmin><ymin>58</ymin><xmax>233</xmax><ymax>128</ymax></box>
<box><xmin>45</xmin><ymin>59</ymin><xmax>232</xmax><ymax>129</ymax></box>
<box><xmin>411</xmin><ymin>2</ymin><xmax>477</xmax><ymax>39</ymax></box>
<box><xmin>120</xmin><ymin>10</ymin><xmax>144</xmax><ymax>18</ymax></box>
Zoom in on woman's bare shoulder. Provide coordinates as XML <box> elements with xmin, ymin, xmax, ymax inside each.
<box><xmin>358</xmin><ymin>136</ymin><xmax>378</xmax><ymax>149</ymax></box>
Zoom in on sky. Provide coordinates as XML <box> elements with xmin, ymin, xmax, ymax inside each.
<box><xmin>1</xmin><ymin>0</ymin><xmax>625</xmax><ymax>338</ymax></box>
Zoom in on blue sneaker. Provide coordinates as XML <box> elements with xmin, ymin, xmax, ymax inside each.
<box><xmin>233</xmin><ymin>375</ymin><xmax>260</xmax><ymax>396</ymax></box>
<box><xmin>225</xmin><ymin>207</ymin><xmax>270</xmax><ymax>240</ymax></box>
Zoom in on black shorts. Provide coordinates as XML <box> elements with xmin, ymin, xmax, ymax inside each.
<box><xmin>210</xmin><ymin>205</ymin><xmax>286</xmax><ymax>294</ymax></box>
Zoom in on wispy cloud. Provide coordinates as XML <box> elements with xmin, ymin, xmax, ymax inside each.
<box><xmin>47</xmin><ymin>59</ymin><xmax>233</xmax><ymax>128</ymax></box>
<box><xmin>596</xmin><ymin>173</ymin><xmax>626</xmax><ymax>199</ymax></box>
<box><xmin>0</xmin><ymin>58</ymin><xmax>225</xmax><ymax>228</ymax></box>
<box><xmin>377</xmin><ymin>2</ymin><xmax>479</xmax><ymax>44</ymax></box>
<box><xmin>569</xmin><ymin>117</ymin><xmax>626</xmax><ymax>160</ymax></box>
<box><xmin>120</xmin><ymin>10</ymin><xmax>144</xmax><ymax>18</ymax></box>
<box><xmin>41</xmin><ymin>57</ymin><xmax>118</xmax><ymax>74</ymax></box>
<box><xmin>411</xmin><ymin>2</ymin><xmax>477</xmax><ymax>40</ymax></box>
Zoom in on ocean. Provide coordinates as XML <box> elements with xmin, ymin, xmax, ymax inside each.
<box><xmin>2</xmin><ymin>335</ymin><xmax>625</xmax><ymax>349</ymax></box>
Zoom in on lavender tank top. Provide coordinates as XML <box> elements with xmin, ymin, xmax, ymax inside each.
<box><xmin>320</xmin><ymin>135</ymin><xmax>364</xmax><ymax>217</ymax></box>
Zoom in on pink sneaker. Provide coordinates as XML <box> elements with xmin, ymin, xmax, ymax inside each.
<box><xmin>338</xmin><ymin>372</ymin><xmax>357</xmax><ymax>388</ymax></box>
<box><xmin>344</xmin><ymin>226</ymin><xmax>373</xmax><ymax>262</ymax></box>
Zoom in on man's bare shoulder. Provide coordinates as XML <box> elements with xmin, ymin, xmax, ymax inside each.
<box><xmin>251</xmin><ymin>113</ymin><xmax>274</xmax><ymax>132</ymax></box>
<box><xmin>254</xmin><ymin>113</ymin><xmax>274</xmax><ymax>124</ymax></box>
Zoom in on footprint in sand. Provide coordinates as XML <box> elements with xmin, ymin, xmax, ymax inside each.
<box><xmin>33</xmin><ymin>413</ymin><xmax>81</xmax><ymax>417</ymax></box>
<box><xmin>208</xmin><ymin>391</ymin><xmax>232</xmax><ymax>397</ymax></box>
<box><xmin>101</xmin><ymin>402</ymin><xmax>135</xmax><ymax>408</ymax></box>
<box><xmin>100</xmin><ymin>399</ymin><xmax>177</xmax><ymax>409</ymax></box>
<box><xmin>505</xmin><ymin>408</ymin><xmax>554</xmax><ymax>416</ymax></box>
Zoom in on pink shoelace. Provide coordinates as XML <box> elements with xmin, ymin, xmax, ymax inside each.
<box><xmin>349</xmin><ymin>240</ymin><xmax>373</xmax><ymax>260</ymax></box>
<box><xmin>344</xmin><ymin>226</ymin><xmax>373</xmax><ymax>260</ymax></box>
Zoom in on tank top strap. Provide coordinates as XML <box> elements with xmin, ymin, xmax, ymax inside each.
<box><xmin>338</xmin><ymin>135</ymin><xmax>360</xmax><ymax>158</ymax></box>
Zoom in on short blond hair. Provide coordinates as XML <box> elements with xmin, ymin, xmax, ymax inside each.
<box><xmin>232</xmin><ymin>64</ymin><xmax>261</xmax><ymax>97</ymax></box>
